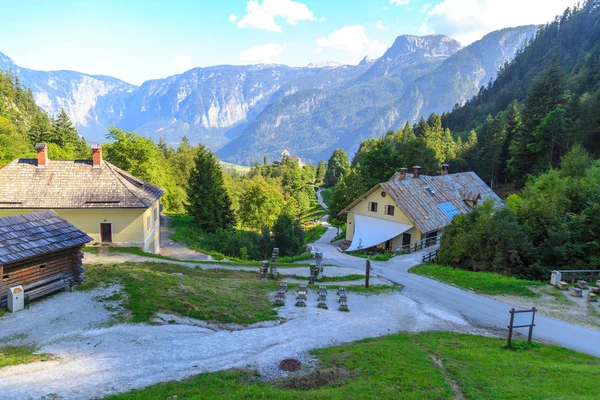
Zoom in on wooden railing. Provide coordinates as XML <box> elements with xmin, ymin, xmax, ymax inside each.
<box><xmin>421</xmin><ymin>250</ymin><xmax>438</xmax><ymax>264</ymax></box>
<box><xmin>397</xmin><ymin>235</ymin><xmax>442</xmax><ymax>254</ymax></box>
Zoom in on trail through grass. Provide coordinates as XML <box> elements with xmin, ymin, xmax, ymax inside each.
<box><xmin>105</xmin><ymin>331</ymin><xmax>600</xmax><ymax>399</ymax></box>
<box><xmin>410</xmin><ymin>264</ymin><xmax>545</xmax><ymax>296</ymax></box>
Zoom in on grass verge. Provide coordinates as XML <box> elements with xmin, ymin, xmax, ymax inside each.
<box><xmin>78</xmin><ymin>262</ymin><xmax>281</xmax><ymax>325</ymax></box>
<box><xmin>410</xmin><ymin>264</ymin><xmax>545</xmax><ymax>296</ymax></box>
<box><xmin>347</xmin><ymin>252</ymin><xmax>394</xmax><ymax>262</ymax></box>
<box><xmin>84</xmin><ymin>246</ymin><xmax>311</xmax><ymax>268</ymax></box>
<box><xmin>303</xmin><ymin>224</ymin><xmax>328</xmax><ymax>244</ymax></box>
<box><xmin>105</xmin><ymin>331</ymin><xmax>600</xmax><ymax>399</ymax></box>
<box><xmin>0</xmin><ymin>345</ymin><xmax>49</xmax><ymax>369</ymax></box>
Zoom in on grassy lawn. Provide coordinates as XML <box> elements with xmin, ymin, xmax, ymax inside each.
<box><xmin>105</xmin><ymin>331</ymin><xmax>600</xmax><ymax>399</ymax></box>
<box><xmin>304</xmin><ymin>224</ymin><xmax>328</xmax><ymax>244</ymax></box>
<box><xmin>347</xmin><ymin>252</ymin><xmax>394</xmax><ymax>262</ymax></box>
<box><xmin>410</xmin><ymin>264</ymin><xmax>545</xmax><ymax>296</ymax></box>
<box><xmin>79</xmin><ymin>262</ymin><xmax>282</xmax><ymax>325</ymax></box>
<box><xmin>84</xmin><ymin>245</ymin><xmax>312</xmax><ymax>268</ymax></box>
<box><xmin>0</xmin><ymin>345</ymin><xmax>49</xmax><ymax>369</ymax></box>
<box><xmin>302</xmin><ymin>198</ymin><xmax>327</xmax><ymax>223</ymax></box>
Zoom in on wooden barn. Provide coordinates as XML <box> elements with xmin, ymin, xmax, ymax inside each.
<box><xmin>0</xmin><ymin>211</ymin><xmax>92</xmax><ymax>308</ymax></box>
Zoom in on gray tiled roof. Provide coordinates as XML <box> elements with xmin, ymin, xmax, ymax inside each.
<box><xmin>0</xmin><ymin>159</ymin><xmax>164</xmax><ymax>209</ymax></box>
<box><xmin>0</xmin><ymin>211</ymin><xmax>92</xmax><ymax>264</ymax></box>
<box><xmin>341</xmin><ymin>171</ymin><xmax>503</xmax><ymax>233</ymax></box>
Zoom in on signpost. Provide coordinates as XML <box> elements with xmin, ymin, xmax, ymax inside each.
<box><xmin>507</xmin><ymin>307</ymin><xmax>537</xmax><ymax>348</ymax></box>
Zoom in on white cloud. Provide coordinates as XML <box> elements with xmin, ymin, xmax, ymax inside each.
<box><xmin>229</xmin><ymin>14</ymin><xmax>238</xmax><ymax>22</ymax></box>
<box><xmin>390</xmin><ymin>0</ymin><xmax>410</xmax><ymax>5</ymax></box>
<box><xmin>174</xmin><ymin>55</ymin><xmax>193</xmax><ymax>72</ymax></box>
<box><xmin>376</xmin><ymin>20</ymin><xmax>389</xmax><ymax>31</ymax></box>
<box><xmin>240</xmin><ymin>43</ymin><xmax>287</xmax><ymax>63</ymax></box>
<box><xmin>233</xmin><ymin>0</ymin><xmax>317</xmax><ymax>32</ymax></box>
<box><xmin>316</xmin><ymin>26</ymin><xmax>388</xmax><ymax>58</ymax></box>
<box><xmin>421</xmin><ymin>3</ymin><xmax>431</xmax><ymax>13</ymax></box>
<box><xmin>425</xmin><ymin>0</ymin><xmax>575</xmax><ymax>45</ymax></box>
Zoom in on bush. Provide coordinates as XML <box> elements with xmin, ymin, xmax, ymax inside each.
<box><xmin>438</xmin><ymin>199</ymin><xmax>536</xmax><ymax>279</ymax></box>
<box><xmin>272</xmin><ymin>214</ymin><xmax>305</xmax><ymax>257</ymax></box>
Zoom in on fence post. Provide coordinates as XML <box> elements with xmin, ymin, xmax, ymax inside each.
<box><xmin>365</xmin><ymin>258</ymin><xmax>371</xmax><ymax>288</ymax></box>
<box><xmin>507</xmin><ymin>308</ymin><xmax>515</xmax><ymax>348</ymax></box>
<box><xmin>528</xmin><ymin>308</ymin><xmax>537</xmax><ymax>344</ymax></box>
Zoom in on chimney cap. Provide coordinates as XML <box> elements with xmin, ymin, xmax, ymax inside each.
<box><xmin>91</xmin><ymin>144</ymin><xmax>102</xmax><ymax>150</ymax></box>
<box><xmin>400</xmin><ymin>167</ymin><xmax>408</xmax><ymax>171</ymax></box>
<box><xmin>412</xmin><ymin>165</ymin><xmax>422</xmax><ymax>169</ymax></box>
<box><xmin>35</xmin><ymin>143</ymin><xmax>48</xmax><ymax>150</ymax></box>
<box><xmin>441</xmin><ymin>163</ymin><xmax>450</xmax><ymax>167</ymax></box>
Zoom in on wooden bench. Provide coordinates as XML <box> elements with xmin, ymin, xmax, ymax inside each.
<box><xmin>1</xmin><ymin>273</ymin><xmax>73</xmax><ymax>308</ymax></box>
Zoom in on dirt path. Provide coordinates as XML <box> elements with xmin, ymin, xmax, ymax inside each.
<box><xmin>158</xmin><ymin>215</ymin><xmax>212</xmax><ymax>261</ymax></box>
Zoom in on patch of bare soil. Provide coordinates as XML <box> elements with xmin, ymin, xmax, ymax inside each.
<box><xmin>276</xmin><ymin>367</ymin><xmax>356</xmax><ymax>390</ymax></box>
<box><xmin>490</xmin><ymin>285</ymin><xmax>600</xmax><ymax>330</ymax></box>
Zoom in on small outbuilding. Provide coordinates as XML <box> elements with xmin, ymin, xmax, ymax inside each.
<box><xmin>0</xmin><ymin>211</ymin><xmax>92</xmax><ymax>308</ymax></box>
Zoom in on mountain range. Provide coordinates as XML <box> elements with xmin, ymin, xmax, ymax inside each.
<box><xmin>0</xmin><ymin>25</ymin><xmax>538</xmax><ymax>165</ymax></box>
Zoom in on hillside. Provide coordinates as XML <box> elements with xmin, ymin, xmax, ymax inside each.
<box><xmin>219</xmin><ymin>26</ymin><xmax>538</xmax><ymax>164</ymax></box>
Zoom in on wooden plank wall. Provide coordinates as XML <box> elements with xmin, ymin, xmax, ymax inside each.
<box><xmin>0</xmin><ymin>246</ymin><xmax>83</xmax><ymax>301</ymax></box>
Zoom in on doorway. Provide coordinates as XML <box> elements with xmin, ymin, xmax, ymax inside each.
<box><xmin>402</xmin><ymin>232</ymin><xmax>412</xmax><ymax>248</ymax></box>
<box><xmin>100</xmin><ymin>223</ymin><xmax>113</xmax><ymax>243</ymax></box>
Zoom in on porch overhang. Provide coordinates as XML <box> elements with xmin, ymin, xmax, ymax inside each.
<box><xmin>346</xmin><ymin>213</ymin><xmax>412</xmax><ymax>252</ymax></box>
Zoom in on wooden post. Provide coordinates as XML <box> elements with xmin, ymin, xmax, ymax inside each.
<box><xmin>528</xmin><ymin>307</ymin><xmax>537</xmax><ymax>344</ymax></box>
<box><xmin>507</xmin><ymin>308</ymin><xmax>515</xmax><ymax>348</ymax></box>
<box><xmin>365</xmin><ymin>258</ymin><xmax>370</xmax><ymax>288</ymax></box>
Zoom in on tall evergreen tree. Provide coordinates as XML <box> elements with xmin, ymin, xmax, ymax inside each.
<box><xmin>324</xmin><ymin>148</ymin><xmax>350</xmax><ymax>187</ymax></box>
<box><xmin>315</xmin><ymin>159</ymin><xmax>326</xmax><ymax>184</ymax></box>
<box><xmin>509</xmin><ymin>61</ymin><xmax>566</xmax><ymax>185</ymax></box>
<box><xmin>186</xmin><ymin>145</ymin><xmax>235</xmax><ymax>232</ymax></box>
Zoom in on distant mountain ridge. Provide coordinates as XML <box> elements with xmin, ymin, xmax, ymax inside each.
<box><xmin>0</xmin><ymin>26</ymin><xmax>538</xmax><ymax>164</ymax></box>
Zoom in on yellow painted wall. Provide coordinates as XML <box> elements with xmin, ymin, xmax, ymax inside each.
<box><xmin>345</xmin><ymin>186</ymin><xmax>422</xmax><ymax>248</ymax></box>
<box><xmin>0</xmin><ymin>205</ymin><xmax>161</xmax><ymax>253</ymax></box>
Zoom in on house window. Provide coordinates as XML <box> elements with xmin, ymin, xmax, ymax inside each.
<box><xmin>368</xmin><ymin>202</ymin><xmax>378</xmax><ymax>212</ymax></box>
<box><xmin>153</xmin><ymin>207</ymin><xmax>158</xmax><ymax>223</ymax></box>
<box><xmin>385</xmin><ymin>205</ymin><xmax>395</xmax><ymax>216</ymax></box>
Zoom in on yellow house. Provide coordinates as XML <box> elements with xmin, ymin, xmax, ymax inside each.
<box><xmin>0</xmin><ymin>144</ymin><xmax>164</xmax><ymax>253</ymax></box>
<box><xmin>339</xmin><ymin>165</ymin><xmax>503</xmax><ymax>253</ymax></box>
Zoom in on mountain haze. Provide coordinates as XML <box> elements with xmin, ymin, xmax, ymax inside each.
<box><xmin>0</xmin><ymin>26</ymin><xmax>538</xmax><ymax>164</ymax></box>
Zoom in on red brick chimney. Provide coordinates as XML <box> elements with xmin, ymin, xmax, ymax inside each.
<box><xmin>441</xmin><ymin>163</ymin><xmax>450</xmax><ymax>175</ymax></box>
<box><xmin>35</xmin><ymin>143</ymin><xmax>48</xmax><ymax>168</ymax></box>
<box><xmin>412</xmin><ymin>166</ymin><xmax>421</xmax><ymax>179</ymax></box>
<box><xmin>398</xmin><ymin>167</ymin><xmax>408</xmax><ymax>180</ymax></box>
<box><xmin>91</xmin><ymin>144</ymin><xmax>103</xmax><ymax>168</ymax></box>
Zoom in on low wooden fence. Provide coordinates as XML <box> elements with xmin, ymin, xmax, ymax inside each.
<box><xmin>398</xmin><ymin>235</ymin><xmax>442</xmax><ymax>254</ymax></box>
<box><xmin>421</xmin><ymin>250</ymin><xmax>438</xmax><ymax>264</ymax></box>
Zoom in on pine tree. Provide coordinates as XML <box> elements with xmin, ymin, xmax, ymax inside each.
<box><xmin>186</xmin><ymin>145</ymin><xmax>235</xmax><ymax>232</ymax></box>
<box><xmin>501</xmin><ymin>101</ymin><xmax>521</xmax><ymax>182</ymax></box>
<box><xmin>399</xmin><ymin>121</ymin><xmax>416</xmax><ymax>143</ymax></box>
<box><xmin>324</xmin><ymin>148</ymin><xmax>350</xmax><ymax>187</ymax></box>
<box><xmin>510</xmin><ymin>61</ymin><xmax>566</xmax><ymax>185</ymax></box>
<box><xmin>315</xmin><ymin>159</ymin><xmax>326</xmax><ymax>184</ymax></box>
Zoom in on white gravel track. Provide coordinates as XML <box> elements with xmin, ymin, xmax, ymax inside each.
<box><xmin>0</xmin><ymin>285</ymin><xmax>486</xmax><ymax>400</ymax></box>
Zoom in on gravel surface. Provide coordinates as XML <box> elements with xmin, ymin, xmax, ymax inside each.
<box><xmin>0</xmin><ymin>285</ymin><xmax>486</xmax><ymax>399</ymax></box>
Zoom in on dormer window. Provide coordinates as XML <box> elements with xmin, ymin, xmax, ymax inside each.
<box><xmin>424</xmin><ymin>186</ymin><xmax>436</xmax><ymax>196</ymax></box>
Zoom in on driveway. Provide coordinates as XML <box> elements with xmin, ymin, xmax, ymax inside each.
<box><xmin>311</xmin><ymin>191</ymin><xmax>600</xmax><ymax>358</ymax></box>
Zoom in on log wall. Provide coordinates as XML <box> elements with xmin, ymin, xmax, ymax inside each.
<box><xmin>1</xmin><ymin>245</ymin><xmax>85</xmax><ymax>307</ymax></box>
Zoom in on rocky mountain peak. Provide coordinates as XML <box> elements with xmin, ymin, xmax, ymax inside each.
<box><xmin>384</xmin><ymin>34</ymin><xmax>462</xmax><ymax>59</ymax></box>
<box><xmin>358</xmin><ymin>55</ymin><xmax>375</xmax><ymax>66</ymax></box>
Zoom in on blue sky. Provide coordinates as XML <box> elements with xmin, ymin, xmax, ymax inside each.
<box><xmin>0</xmin><ymin>0</ymin><xmax>575</xmax><ymax>85</ymax></box>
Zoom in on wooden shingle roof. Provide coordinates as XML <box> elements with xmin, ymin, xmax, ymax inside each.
<box><xmin>0</xmin><ymin>211</ymin><xmax>92</xmax><ymax>264</ymax></box>
<box><xmin>0</xmin><ymin>159</ymin><xmax>164</xmax><ymax>209</ymax></box>
<box><xmin>340</xmin><ymin>171</ymin><xmax>503</xmax><ymax>233</ymax></box>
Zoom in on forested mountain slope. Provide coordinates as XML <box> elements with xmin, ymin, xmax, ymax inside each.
<box><xmin>218</xmin><ymin>26</ymin><xmax>537</xmax><ymax>165</ymax></box>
